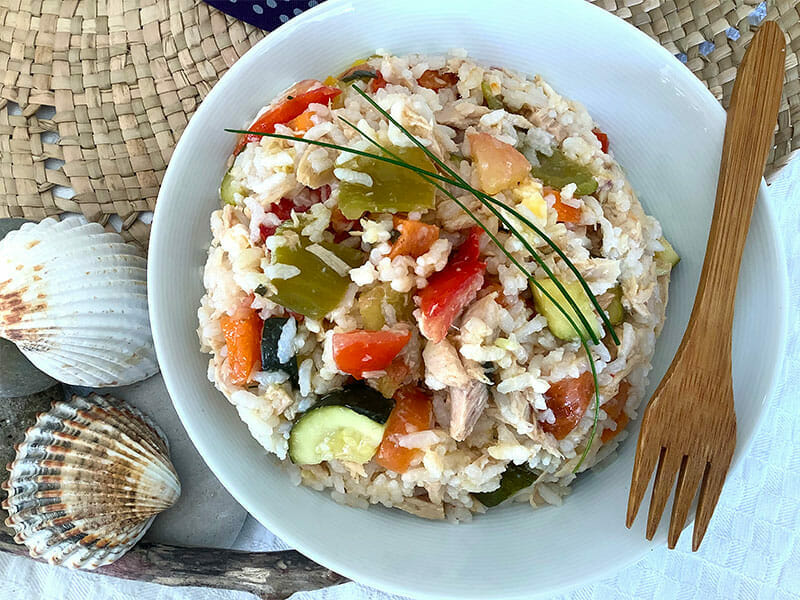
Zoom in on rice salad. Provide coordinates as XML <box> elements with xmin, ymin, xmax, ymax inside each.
<box><xmin>197</xmin><ymin>50</ymin><xmax>678</xmax><ymax>521</ymax></box>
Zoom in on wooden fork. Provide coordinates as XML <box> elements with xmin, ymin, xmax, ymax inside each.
<box><xmin>626</xmin><ymin>21</ymin><xmax>786</xmax><ymax>551</ymax></box>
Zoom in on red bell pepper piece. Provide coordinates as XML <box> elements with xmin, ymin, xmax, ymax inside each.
<box><xmin>370</xmin><ymin>71</ymin><xmax>388</xmax><ymax>92</ymax></box>
<box><xmin>234</xmin><ymin>80</ymin><xmax>342</xmax><ymax>154</ymax></box>
<box><xmin>416</xmin><ymin>227</ymin><xmax>486</xmax><ymax>343</ymax></box>
<box><xmin>592</xmin><ymin>128</ymin><xmax>609</xmax><ymax>153</ymax></box>
<box><xmin>332</xmin><ymin>329</ymin><xmax>412</xmax><ymax>379</ymax></box>
<box><xmin>258</xmin><ymin>197</ymin><xmax>312</xmax><ymax>241</ymax></box>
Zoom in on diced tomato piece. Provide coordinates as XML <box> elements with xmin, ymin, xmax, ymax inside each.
<box><xmin>288</xmin><ymin>109</ymin><xmax>315</xmax><ymax>134</ymax></box>
<box><xmin>234</xmin><ymin>80</ymin><xmax>342</xmax><ymax>154</ymax></box>
<box><xmin>593</xmin><ymin>128</ymin><xmax>609</xmax><ymax>153</ymax></box>
<box><xmin>332</xmin><ymin>329</ymin><xmax>412</xmax><ymax>379</ymax></box>
<box><xmin>220</xmin><ymin>310</ymin><xmax>263</xmax><ymax>386</ymax></box>
<box><xmin>389</xmin><ymin>217</ymin><xmax>440</xmax><ymax>259</ymax></box>
<box><xmin>417</xmin><ymin>69</ymin><xmax>459</xmax><ymax>90</ymax></box>
<box><xmin>545</xmin><ymin>188</ymin><xmax>582</xmax><ymax>224</ymax></box>
<box><xmin>287</xmin><ymin>309</ymin><xmax>305</xmax><ymax>324</ymax></box>
<box><xmin>331</xmin><ymin>205</ymin><xmax>361</xmax><ymax>243</ymax></box>
<box><xmin>258</xmin><ymin>198</ymin><xmax>312</xmax><ymax>240</ymax></box>
<box><xmin>370</xmin><ymin>71</ymin><xmax>388</xmax><ymax>92</ymax></box>
<box><xmin>468</xmin><ymin>132</ymin><xmax>531</xmax><ymax>195</ymax></box>
<box><xmin>330</xmin><ymin>205</ymin><xmax>359</xmax><ymax>233</ymax></box>
<box><xmin>601</xmin><ymin>380</ymin><xmax>631</xmax><ymax>443</ymax></box>
<box><xmin>453</xmin><ymin>226</ymin><xmax>483</xmax><ymax>262</ymax></box>
<box><xmin>416</xmin><ymin>227</ymin><xmax>486</xmax><ymax>343</ymax></box>
<box><xmin>541</xmin><ymin>371</ymin><xmax>595</xmax><ymax>440</ymax></box>
<box><xmin>375</xmin><ymin>385</ymin><xmax>434</xmax><ymax>473</ymax></box>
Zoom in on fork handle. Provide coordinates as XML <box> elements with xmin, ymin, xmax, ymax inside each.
<box><xmin>689</xmin><ymin>22</ymin><xmax>785</xmax><ymax>335</ymax></box>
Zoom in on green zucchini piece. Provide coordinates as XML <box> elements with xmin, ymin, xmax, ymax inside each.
<box><xmin>270</xmin><ymin>235</ymin><xmax>365</xmax><ymax>320</ymax></box>
<box><xmin>655</xmin><ymin>237</ymin><xmax>680</xmax><ymax>276</ymax></box>
<box><xmin>337</xmin><ymin>146</ymin><xmax>436</xmax><ymax>219</ymax></box>
<box><xmin>481</xmin><ymin>81</ymin><xmax>504</xmax><ymax>110</ymax></box>
<box><xmin>288</xmin><ymin>406</ymin><xmax>387</xmax><ymax>465</ymax></box>
<box><xmin>341</xmin><ymin>69</ymin><xmax>378</xmax><ymax>83</ymax></box>
<box><xmin>606</xmin><ymin>286</ymin><xmax>625</xmax><ymax>326</ymax></box>
<box><xmin>220</xmin><ymin>166</ymin><xmax>245</xmax><ymax>206</ymax></box>
<box><xmin>260</xmin><ymin>317</ymin><xmax>298</xmax><ymax>382</ymax></box>
<box><xmin>530</xmin><ymin>149</ymin><xmax>598</xmax><ymax>197</ymax></box>
<box><xmin>357</xmin><ymin>283</ymin><xmax>413</xmax><ymax>330</ymax></box>
<box><xmin>474</xmin><ymin>464</ymin><xmax>537</xmax><ymax>507</ymax></box>
<box><xmin>316</xmin><ymin>383</ymin><xmax>395</xmax><ymax>423</ymax></box>
<box><xmin>532</xmin><ymin>278</ymin><xmax>602</xmax><ymax>341</ymax></box>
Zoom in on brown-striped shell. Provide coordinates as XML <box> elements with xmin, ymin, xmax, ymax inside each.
<box><xmin>1</xmin><ymin>394</ymin><xmax>181</xmax><ymax>569</ymax></box>
<box><xmin>0</xmin><ymin>217</ymin><xmax>158</xmax><ymax>387</ymax></box>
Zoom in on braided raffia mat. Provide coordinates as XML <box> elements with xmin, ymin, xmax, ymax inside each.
<box><xmin>0</xmin><ymin>0</ymin><xmax>266</xmax><ymax>249</ymax></box>
<box><xmin>0</xmin><ymin>1</ymin><xmax>798</xmax><ymax>249</ymax></box>
<box><xmin>591</xmin><ymin>0</ymin><xmax>800</xmax><ymax>174</ymax></box>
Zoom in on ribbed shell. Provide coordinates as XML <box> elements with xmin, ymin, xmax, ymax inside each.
<box><xmin>0</xmin><ymin>217</ymin><xmax>158</xmax><ymax>386</ymax></box>
<box><xmin>2</xmin><ymin>394</ymin><xmax>181</xmax><ymax>569</ymax></box>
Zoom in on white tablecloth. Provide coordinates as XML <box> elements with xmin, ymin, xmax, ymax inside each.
<box><xmin>2</xmin><ymin>156</ymin><xmax>798</xmax><ymax>600</ymax></box>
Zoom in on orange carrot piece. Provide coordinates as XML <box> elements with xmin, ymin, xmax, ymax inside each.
<box><xmin>389</xmin><ymin>217</ymin><xmax>440</xmax><ymax>259</ymax></box>
<box><xmin>220</xmin><ymin>310</ymin><xmax>263</xmax><ymax>386</ymax></box>
<box><xmin>546</xmin><ymin>188</ymin><xmax>582</xmax><ymax>224</ymax></box>
<box><xmin>375</xmin><ymin>385</ymin><xmax>433</xmax><ymax>473</ymax></box>
<box><xmin>601</xmin><ymin>381</ymin><xmax>631</xmax><ymax>443</ymax></box>
<box><xmin>288</xmin><ymin>109</ymin><xmax>315</xmax><ymax>134</ymax></box>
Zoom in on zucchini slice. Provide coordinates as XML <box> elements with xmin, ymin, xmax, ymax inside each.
<box><xmin>532</xmin><ymin>278</ymin><xmax>601</xmax><ymax>341</ymax></box>
<box><xmin>316</xmin><ymin>383</ymin><xmax>394</xmax><ymax>422</ymax></box>
<box><xmin>606</xmin><ymin>286</ymin><xmax>625</xmax><ymax>326</ymax></box>
<box><xmin>655</xmin><ymin>237</ymin><xmax>680</xmax><ymax>276</ymax></box>
<box><xmin>473</xmin><ymin>464</ymin><xmax>537</xmax><ymax>507</ymax></box>
<box><xmin>261</xmin><ymin>317</ymin><xmax>298</xmax><ymax>383</ymax></box>
<box><xmin>288</xmin><ymin>384</ymin><xmax>395</xmax><ymax>465</ymax></box>
<box><xmin>220</xmin><ymin>166</ymin><xmax>245</xmax><ymax>206</ymax></box>
<box><xmin>289</xmin><ymin>406</ymin><xmax>387</xmax><ymax>465</ymax></box>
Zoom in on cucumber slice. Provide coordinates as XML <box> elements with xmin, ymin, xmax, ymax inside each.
<box><xmin>288</xmin><ymin>406</ymin><xmax>387</xmax><ymax>465</ymax></box>
<box><xmin>655</xmin><ymin>237</ymin><xmax>680</xmax><ymax>276</ymax></box>
<box><xmin>532</xmin><ymin>278</ymin><xmax>601</xmax><ymax>341</ymax></box>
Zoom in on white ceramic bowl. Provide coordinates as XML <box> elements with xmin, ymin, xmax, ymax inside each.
<box><xmin>149</xmin><ymin>1</ymin><xmax>789</xmax><ymax>597</ymax></box>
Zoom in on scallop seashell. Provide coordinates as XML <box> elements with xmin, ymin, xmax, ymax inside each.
<box><xmin>0</xmin><ymin>217</ymin><xmax>158</xmax><ymax>386</ymax></box>
<box><xmin>2</xmin><ymin>393</ymin><xmax>181</xmax><ymax>569</ymax></box>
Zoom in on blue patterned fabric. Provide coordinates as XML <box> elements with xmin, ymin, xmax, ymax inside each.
<box><xmin>204</xmin><ymin>0</ymin><xmax>324</xmax><ymax>31</ymax></box>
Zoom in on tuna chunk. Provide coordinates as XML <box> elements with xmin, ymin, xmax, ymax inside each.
<box><xmin>422</xmin><ymin>338</ymin><xmax>470</xmax><ymax>390</ymax></box>
<box><xmin>449</xmin><ymin>378</ymin><xmax>489</xmax><ymax>442</ymax></box>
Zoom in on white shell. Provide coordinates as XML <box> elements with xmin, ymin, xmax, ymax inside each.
<box><xmin>2</xmin><ymin>394</ymin><xmax>181</xmax><ymax>569</ymax></box>
<box><xmin>0</xmin><ymin>217</ymin><xmax>158</xmax><ymax>386</ymax></box>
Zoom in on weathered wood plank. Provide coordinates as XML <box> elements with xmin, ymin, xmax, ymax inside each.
<box><xmin>0</xmin><ymin>532</ymin><xmax>347</xmax><ymax>600</ymax></box>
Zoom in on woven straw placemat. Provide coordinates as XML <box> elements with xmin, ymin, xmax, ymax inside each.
<box><xmin>0</xmin><ymin>0</ymin><xmax>797</xmax><ymax>249</ymax></box>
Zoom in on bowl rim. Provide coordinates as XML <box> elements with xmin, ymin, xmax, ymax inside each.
<box><xmin>149</xmin><ymin>0</ymin><xmax>790</xmax><ymax>597</ymax></box>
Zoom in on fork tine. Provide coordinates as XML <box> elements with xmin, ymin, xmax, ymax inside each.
<box><xmin>646</xmin><ymin>447</ymin><xmax>683</xmax><ymax>539</ymax></box>
<box><xmin>692</xmin><ymin>459</ymin><xmax>729</xmax><ymax>551</ymax></box>
<box><xmin>626</xmin><ymin>436</ymin><xmax>662</xmax><ymax>528</ymax></box>
<box><xmin>667</xmin><ymin>454</ymin><xmax>706</xmax><ymax>548</ymax></box>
